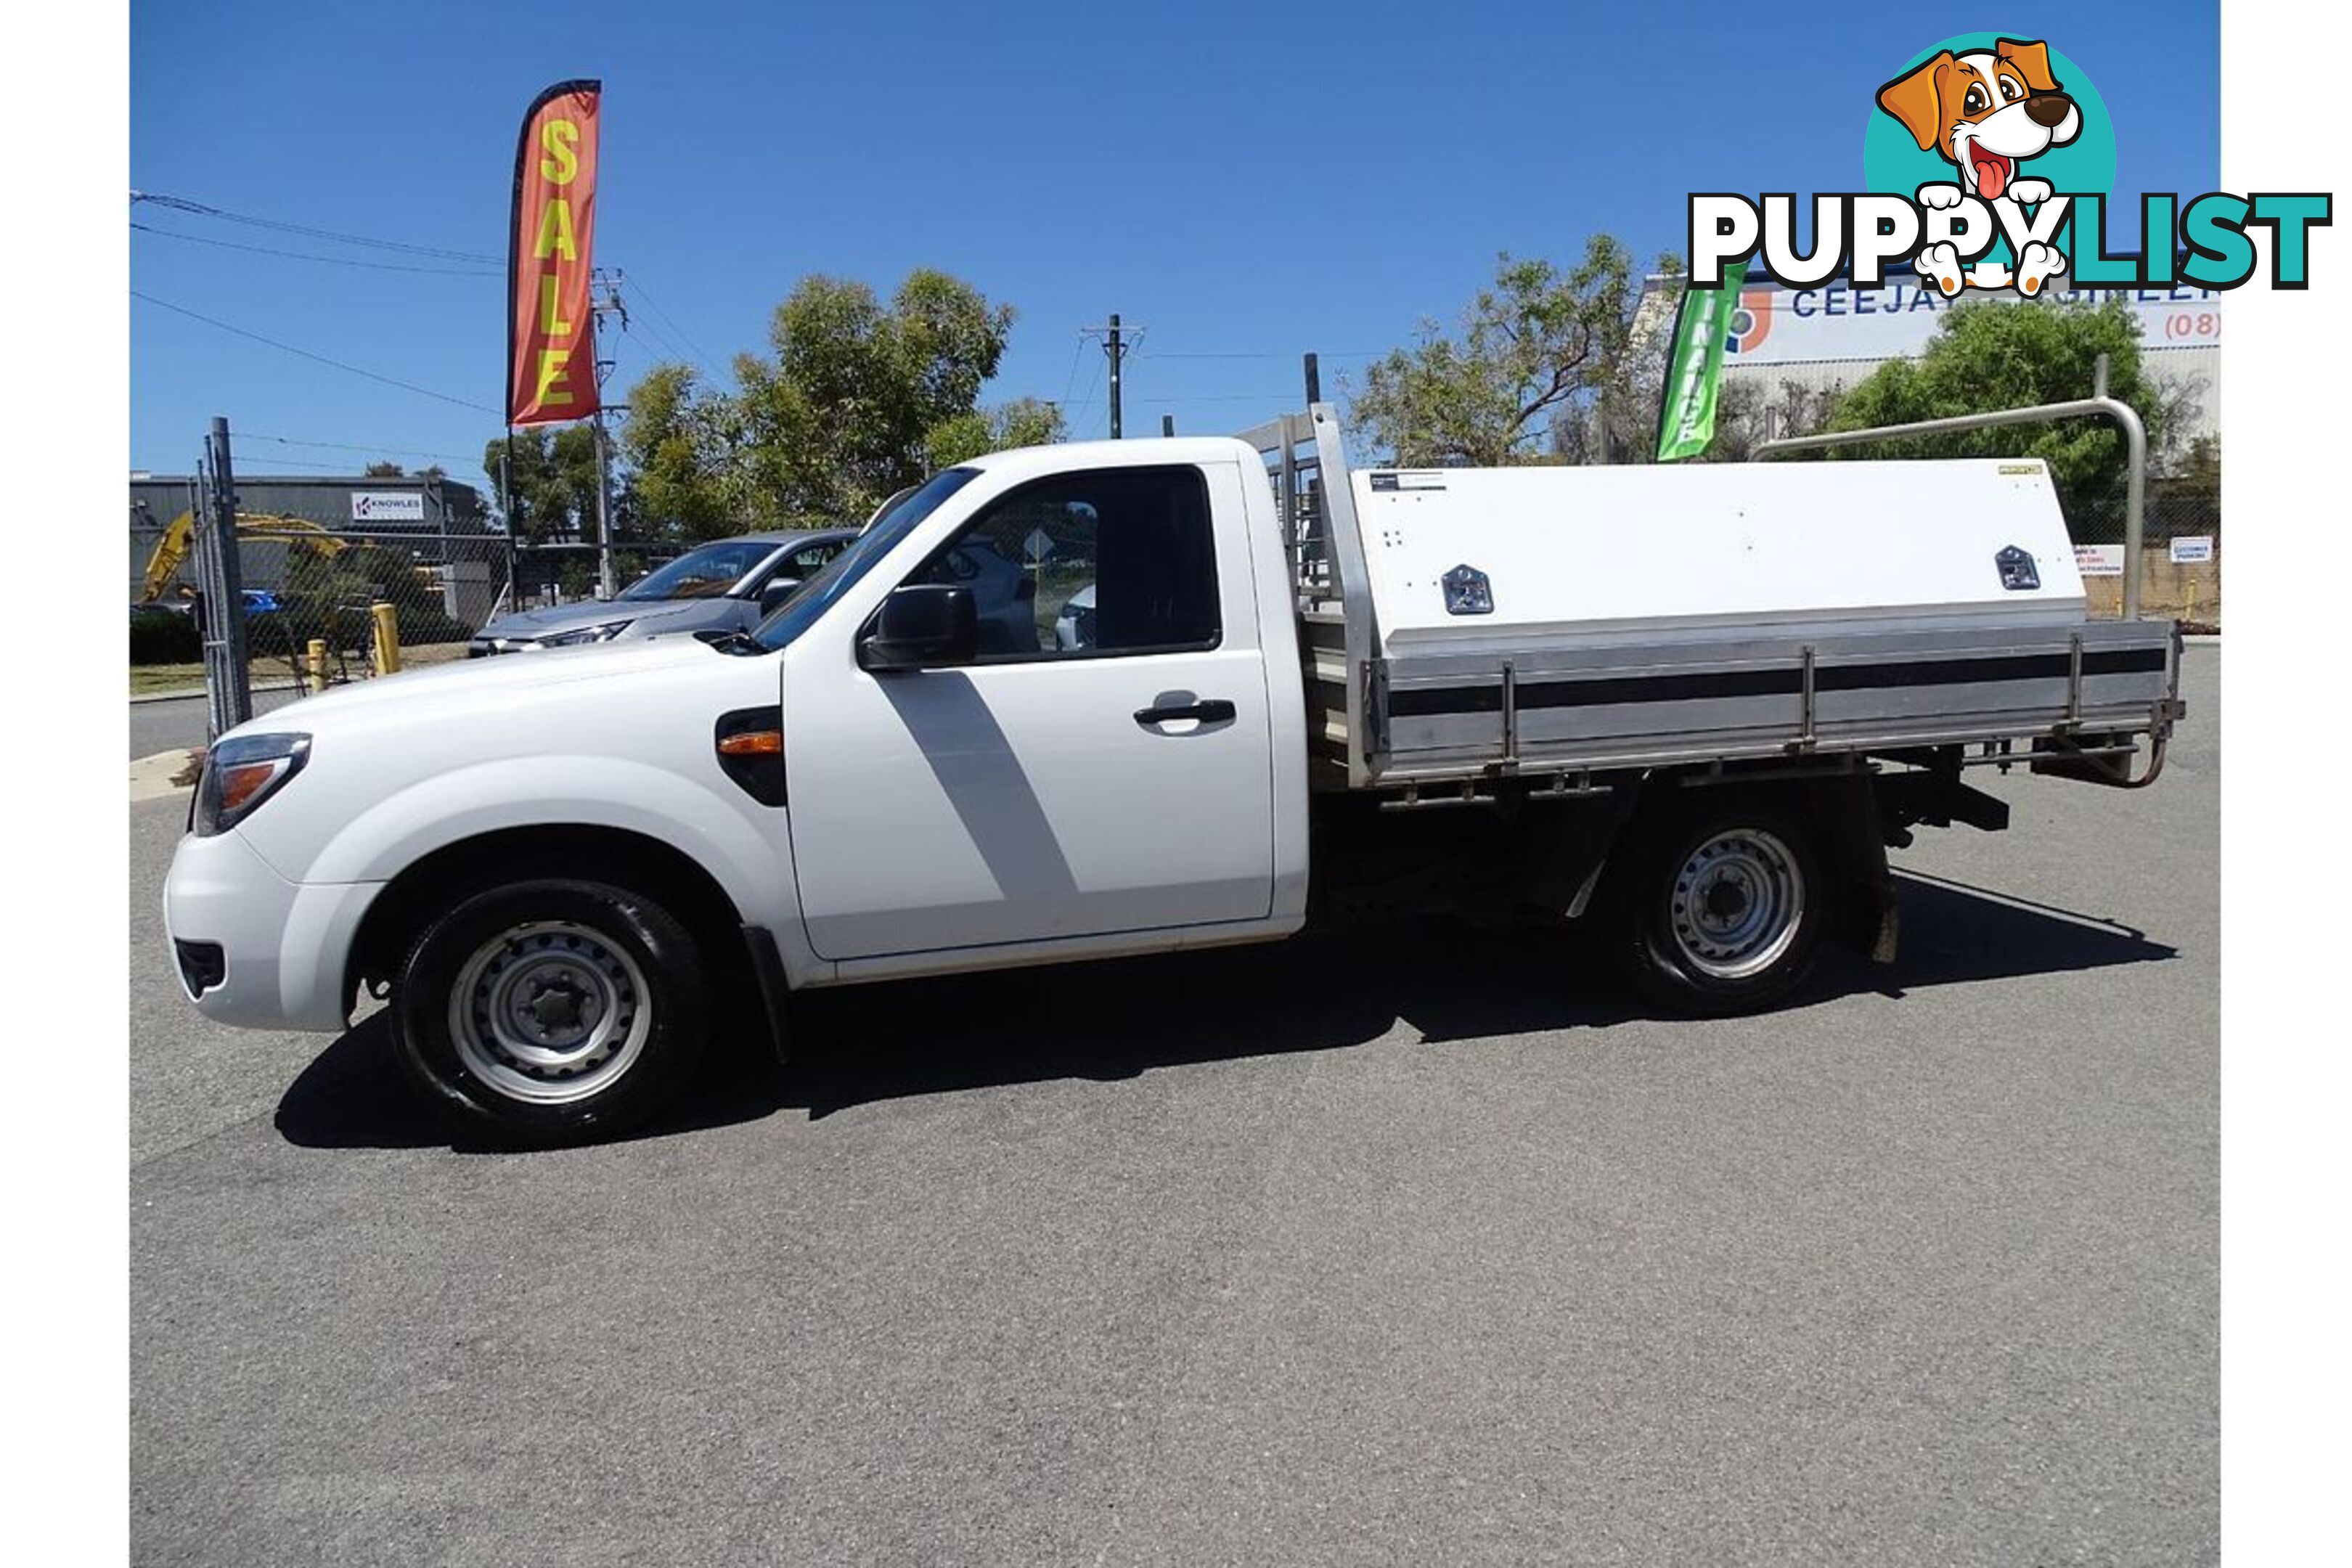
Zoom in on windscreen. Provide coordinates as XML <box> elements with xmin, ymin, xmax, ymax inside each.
<box><xmin>617</xmin><ymin>539</ymin><xmax>778</xmax><ymax>602</ymax></box>
<box><xmin>751</xmin><ymin>468</ymin><xmax>982</xmax><ymax>651</ymax></box>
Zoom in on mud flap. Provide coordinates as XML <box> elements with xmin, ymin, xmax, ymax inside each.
<box><xmin>740</xmin><ymin>924</ymin><xmax>794</xmax><ymax>1065</ymax></box>
<box><xmin>1807</xmin><ymin>775</ymin><xmax>1900</xmax><ymax>965</ymax></box>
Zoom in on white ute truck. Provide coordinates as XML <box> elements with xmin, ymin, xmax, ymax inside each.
<box><xmin>164</xmin><ymin>400</ymin><xmax>2183</xmax><ymax>1143</ymax></box>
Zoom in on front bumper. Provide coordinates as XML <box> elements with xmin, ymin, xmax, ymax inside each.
<box><xmin>162</xmin><ymin>829</ymin><xmax>385</xmax><ymax>1032</ymax></box>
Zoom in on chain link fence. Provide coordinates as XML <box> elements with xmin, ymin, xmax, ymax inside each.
<box><xmin>131</xmin><ymin>531</ymin><xmax>708</xmax><ymax>701</ymax></box>
<box><xmin>2064</xmin><ymin>482</ymin><xmax>2221</xmax><ymax>629</ymax></box>
<box><xmin>132</xmin><ymin>523</ymin><xmax>518</xmax><ymax>696</ymax></box>
<box><xmin>247</xmin><ymin>528</ymin><xmax>510</xmax><ymax>685</ymax></box>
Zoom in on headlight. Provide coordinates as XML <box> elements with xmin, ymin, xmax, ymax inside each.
<box><xmin>194</xmin><ymin>732</ymin><xmax>311</xmax><ymax>836</ymax></box>
<box><xmin>536</xmin><ymin>618</ymin><xmax>634</xmax><ymax>648</ymax></box>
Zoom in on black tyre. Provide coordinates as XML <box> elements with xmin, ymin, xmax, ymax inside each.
<box><xmin>390</xmin><ymin>878</ymin><xmax>711</xmax><ymax>1145</ymax></box>
<box><xmin>1596</xmin><ymin>791</ymin><xmax>1832</xmax><ymax>1016</ymax></box>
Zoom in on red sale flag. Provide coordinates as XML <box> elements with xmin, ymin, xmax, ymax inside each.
<box><xmin>507</xmin><ymin>80</ymin><xmax>601</xmax><ymax>427</ymax></box>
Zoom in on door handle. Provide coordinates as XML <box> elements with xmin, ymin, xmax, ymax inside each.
<box><xmin>1134</xmin><ymin>698</ymin><xmax>1236</xmax><ymax>727</ymax></box>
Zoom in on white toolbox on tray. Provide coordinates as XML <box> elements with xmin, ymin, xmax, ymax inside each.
<box><xmin>1354</xmin><ymin>458</ymin><xmax>2085</xmax><ymax>658</ymax></box>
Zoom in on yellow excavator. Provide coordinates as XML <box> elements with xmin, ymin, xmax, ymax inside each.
<box><xmin>139</xmin><ymin>510</ymin><xmax>348</xmax><ymax>604</ymax></box>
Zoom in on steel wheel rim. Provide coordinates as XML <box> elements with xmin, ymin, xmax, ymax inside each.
<box><xmin>1667</xmin><ymin>828</ymin><xmax>1806</xmax><ymax>980</ymax></box>
<box><xmin>449</xmin><ymin>920</ymin><xmax>651</xmax><ymax>1105</ymax></box>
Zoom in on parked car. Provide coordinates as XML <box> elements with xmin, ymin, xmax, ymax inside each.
<box><xmin>926</xmin><ymin>535</ymin><xmax>1052</xmax><ymax>654</ymax></box>
<box><xmin>134</xmin><ymin>587</ymin><xmax>282</xmax><ymax>618</ymax></box>
<box><xmin>1053</xmin><ymin>582</ymin><xmax>1095</xmax><ymax>650</ymax></box>
<box><xmin>468</xmin><ymin>529</ymin><xmax>858</xmax><ymax>656</ymax></box>
<box><xmin>165</xmin><ymin>408</ymin><xmax>2183</xmax><ymax>1144</ymax></box>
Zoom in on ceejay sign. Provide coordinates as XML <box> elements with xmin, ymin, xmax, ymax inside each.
<box><xmin>1725</xmin><ymin>280</ymin><xmax>2223</xmax><ymax>365</ymax></box>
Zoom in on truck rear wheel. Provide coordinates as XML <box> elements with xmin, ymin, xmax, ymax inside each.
<box><xmin>389</xmin><ymin>878</ymin><xmax>711</xmax><ymax>1145</ymax></box>
<box><xmin>1597</xmin><ymin>793</ymin><xmax>1830</xmax><ymax>1016</ymax></box>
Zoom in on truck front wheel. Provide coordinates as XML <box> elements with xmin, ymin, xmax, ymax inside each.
<box><xmin>389</xmin><ymin>878</ymin><xmax>711</xmax><ymax>1145</ymax></box>
<box><xmin>1597</xmin><ymin>794</ymin><xmax>1831</xmax><ymax>1016</ymax></box>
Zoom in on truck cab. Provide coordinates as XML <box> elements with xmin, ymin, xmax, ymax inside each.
<box><xmin>766</xmin><ymin>441</ymin><xmax>1310</xmax><ymax>966</ymax></box>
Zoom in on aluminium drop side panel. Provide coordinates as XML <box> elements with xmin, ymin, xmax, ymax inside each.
<box><xmin>1355</xmin><ymin>458</ymin><xmax>2088</xmax><ymax>658</ymax></box>
<box><xmin>1376</xmin><ymin>616</ymin><xmax>2176</xmax><ymax>776</ymax></box>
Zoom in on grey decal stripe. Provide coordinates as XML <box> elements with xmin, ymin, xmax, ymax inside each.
<box><xmin>1387</xmin><ymin>648</ymin><xmax>2165</xmax><ymax>718</ymax></box>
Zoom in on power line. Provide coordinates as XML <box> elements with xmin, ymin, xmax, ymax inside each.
<box><xmin>131</xmin><ymin>290</ymin><xmax>502</xmax><ymax>415</ymax></box>
<box><xmin>613</xmin><ymin>308</ymin><xmax>695</xmax><ymax>371</ymax></box>
<box><xmin>1138</xmin><ymin>392</ymin><xmax>1312</xmax><ymax>404</ymax></box>
<box><xmin>603</xmin><ymin>323</ymin><xmax>668</xmax><ymax>381</ymax></box>
<box><xmin>131</xmin><ymin>221</ymin><xmax>500</xmax><ymax>277</ymax></box>
<box><xmin>228</xmin><ymin>452</ymin><xmax>484</xmax><ymax>478</ymax></box>
<box><xmin>132</xmin><ymin>192</ymin><xmax>732</xmax><ymax>390</ymax></box>
<box><xmin>1134</xmin><ymin>349</ymin><xmax>1384</xmax><ymax>360</ymax></box>
<box><xmin>130</xmin><ymin>191</ymin><xmax>501</xmax><ymax>265</ymax></box>
<box><xmin>1061</xmin><ymin>351</ymin><xmax>1106</xmax><ymax>433</ymax></box>
<box><xmin>240</xmin><ymin>432</ymin><xmax>486</xmax><ymax>465</ymax></box>
<box><xmin>622</xmin><ymin>276</ymin><xmax>719</xmax><ymax>372</ymax></box>
<box><xmin>1057</xmin><ymin>329</ymin><xmax>1089</xmax><ymax>407</ymax></box>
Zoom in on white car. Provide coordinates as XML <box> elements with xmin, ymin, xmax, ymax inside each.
<box><xmin>165</xmin><ymin>407</ymin><xmax>2181</xmax><ymax>1144</ymax></box>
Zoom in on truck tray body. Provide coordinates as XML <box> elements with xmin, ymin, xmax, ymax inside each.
<box><xmin>1244</xmin><ymin>406</ymin><xmax>2181</xmax><ymax>791</ymax></box>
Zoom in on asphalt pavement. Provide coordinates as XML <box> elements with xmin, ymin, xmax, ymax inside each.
<box><xmin>129</xmin><ymin>648</ymin><xmax>2218</xmax><ymax>1566</ymax></box>
<box><xmin>129</xmin><ymin>685</ymin><xmax>301</xmax><ymax>760</ymax></box>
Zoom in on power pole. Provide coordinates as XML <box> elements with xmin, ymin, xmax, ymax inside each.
<box><xmin>1079</xmin><ymin>315</ymin><xmax>1143</xmax><ymax>439</ymax></box>
<box><xmin>1106</xmin><ymin>313</ymin><xmax>1123</xmax><ymax>438</ymax></box>
<box><xmin>590</xmin><ymin>270</ymin><xmax>627</xmax><ymax>598</ymax></box>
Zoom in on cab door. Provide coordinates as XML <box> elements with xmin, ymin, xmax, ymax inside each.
<box><xmin>781</xmin><ymin>462</ymin><xmax>1275</xmax><ymax>961</ymax></box>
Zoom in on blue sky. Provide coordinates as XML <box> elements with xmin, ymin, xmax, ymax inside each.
<box><xmin>128</xmin><ymin>1</ymin><xmax>2218</xmax><ymax>497</ymax></box>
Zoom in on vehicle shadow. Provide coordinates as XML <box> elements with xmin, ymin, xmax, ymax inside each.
<box><xmin>273</xmin><ymin>870</ymin><xmax>2178</xmax><ymax>1150</ymax></box>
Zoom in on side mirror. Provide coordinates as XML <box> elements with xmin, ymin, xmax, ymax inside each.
<box><xmin>758</xmin><ymin>578</ymin><xmax>799</xmax><ymax>615</ymax></box>
<box><xmin>859</xmin><ymin>584</ymin><xmax>978</xmax><ymax>671</ymax></box>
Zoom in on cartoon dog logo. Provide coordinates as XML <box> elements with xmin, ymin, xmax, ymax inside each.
<box><xmin>1877</xmin><ymin>38</ymin><xmax>2082</xmax><ymax>296</ymax></box>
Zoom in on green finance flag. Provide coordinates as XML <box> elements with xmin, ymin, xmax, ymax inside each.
<box><xmin>1654</xmin><ymin>274</ymin><xmax>1744</xmax><ymax>462</ymax></box>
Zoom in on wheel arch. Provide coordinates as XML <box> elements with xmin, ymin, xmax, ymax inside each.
<box><xmin>1567</xmin><ymin>767</ymin><xmax>1892</xmax><ymax>957</ymax></box>
<box><xmin>346</xmin><ymin>823</ymin><xmax>752</xmax><ymax>1008</ymax></box>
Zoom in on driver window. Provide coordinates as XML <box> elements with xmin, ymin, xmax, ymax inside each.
<box><xmin>910</xmin><ymin>465</ymin><xmax>1219</xmax><ymax>659</ymax></box>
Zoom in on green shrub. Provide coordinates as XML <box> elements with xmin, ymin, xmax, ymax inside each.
<box><xmin>243</xmin><ymin>611</ymin><xmax>306</xmax><ymax>658</ymax></box>
<box><xmin>130</xmin><ymin>608</ymin><xmax>200</xmax><ymax>665</ymax></box>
